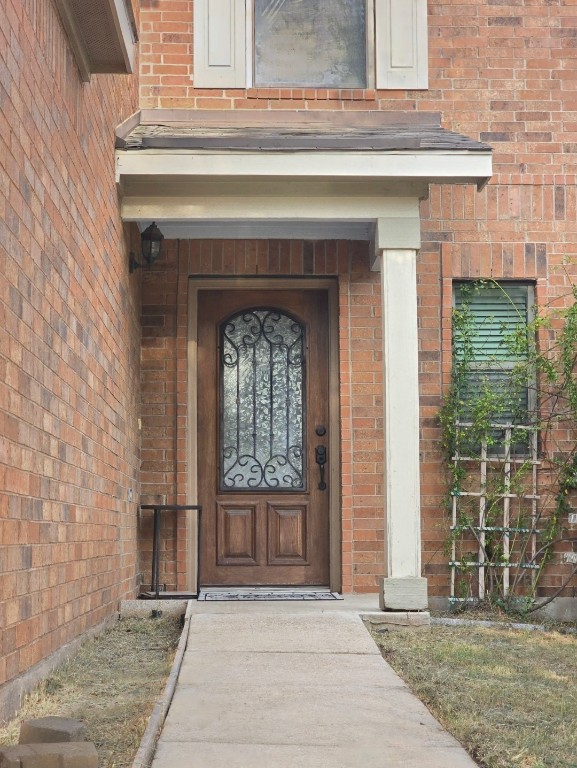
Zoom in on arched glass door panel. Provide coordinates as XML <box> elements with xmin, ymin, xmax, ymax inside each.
<box><xmin>220</xmin><ymin>308</ymin><xmax>305</xmax><ymax>490</ymax></box>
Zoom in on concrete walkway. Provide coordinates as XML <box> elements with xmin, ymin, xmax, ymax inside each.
<box><xmin>151</xmin><ymin>597</ymin><xmax>477</xmax><ymax>768</ymax></box>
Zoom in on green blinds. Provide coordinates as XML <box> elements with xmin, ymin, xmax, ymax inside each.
<box><xmin>453</xmin><ymin>282</ymin><xmax>532</xmax><ymax>439</ymax></box>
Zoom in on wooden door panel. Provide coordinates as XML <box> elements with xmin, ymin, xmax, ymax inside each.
<box><xmin>216</xmin><ymin>503</ymin><xmax>257</xmax><ymax>564</ymax></box>
<box><xmin>198</xmin><ymin>289</ymin><xmax>330</xmax><ymax>586</ymax></box>
<box><xmin>267</xmin><ymin>503</ymin><xmax>308</xmax><ymax>565</ymax></box>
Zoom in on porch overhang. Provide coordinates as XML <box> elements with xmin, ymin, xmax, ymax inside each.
<box><xmin>115</xmin><ymin>110</ymin><xmax>492</xmax><ymax>248</ymax></box>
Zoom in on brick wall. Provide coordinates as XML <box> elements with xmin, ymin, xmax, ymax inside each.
<box><xmin>0</xmin><ymin>0</ymin><xmax>140</xmax><ymax>689</ymax></box>
<box><xmin>136</xmin><ymin>0</ymin><xmax>577</xmax><ymax>596</ymax></box>
<box><xmin>418</xmin><ymin>2</ymin><xmax>577</xmax><ymax>598</ymax></box>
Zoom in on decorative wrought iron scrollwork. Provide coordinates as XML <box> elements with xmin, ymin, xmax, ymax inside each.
<box><xmin>220</xmin><ymin>309</ymin><xmax>305</xmax><ymax>490</ymax></box>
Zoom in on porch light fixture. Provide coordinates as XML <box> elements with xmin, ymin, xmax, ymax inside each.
<box><xmin>129</xmin><ymin>222</ymin><xmax>164</xmax><ymax>273</ymax></box>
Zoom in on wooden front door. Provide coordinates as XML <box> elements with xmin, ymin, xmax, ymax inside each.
<box><xmin>198</xmin><ymin>289</ymin><xmax>330</xmax><ymax>586</ymax></box>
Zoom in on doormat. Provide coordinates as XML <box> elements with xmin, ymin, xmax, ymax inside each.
<box><xmin>198</xmin><ymin>589</ymin><xmax>343</xmax><ymax>601</ymax></box>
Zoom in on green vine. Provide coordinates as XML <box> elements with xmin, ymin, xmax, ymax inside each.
<box><xmin>439</xmin><ymin>279</ymin><xmax>577</xmax><ymax>615</ymax></box>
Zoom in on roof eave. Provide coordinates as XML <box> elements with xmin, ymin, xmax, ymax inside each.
<box><xmin>115</xmin><ymin>148</ymin><xmax>492</xmax><ymax>190</ymax></box>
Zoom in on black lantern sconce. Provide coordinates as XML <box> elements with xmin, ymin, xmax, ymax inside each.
<box><xmin>129</xmin><ymin>222</ymin><xmax>165</xmax><ymax>273</ymax></box>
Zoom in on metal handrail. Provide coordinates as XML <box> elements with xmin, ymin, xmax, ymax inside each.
<box><xmin>140</xmin><ymin>505</ymin><xmax>202</xmax><ymax>599</ymax></box>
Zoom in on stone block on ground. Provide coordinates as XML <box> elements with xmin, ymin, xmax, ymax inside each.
<box><xmin>379</xmin><ymin>577</ymin><xmax>428</xmax><ymax>611</ymax></box>
<box><xmin>19</xmin><ymin>716</ymin><xmax>88</xmax><ymax>744</ymax></box>
<box><xmin>0</xmin><ymin>742</ymin><xmax>98</xmax><ymax>768</ymax></box>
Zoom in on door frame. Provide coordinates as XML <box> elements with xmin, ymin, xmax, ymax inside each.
<box><xmin>187</xmin><ymin>276</ymin><xmax>341</xmax><ymax>592</ymax></box>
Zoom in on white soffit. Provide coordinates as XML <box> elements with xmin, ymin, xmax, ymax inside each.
<box><xmin>142</xmin><ymin>220</ymin><xmax>376</xmax><ymax>241</ymax></box>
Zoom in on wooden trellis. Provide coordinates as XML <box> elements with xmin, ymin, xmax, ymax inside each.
<box><xmin>450</xmin><ymin>422</ymin><xmax>541</xmax><ymax>603</ymax></box>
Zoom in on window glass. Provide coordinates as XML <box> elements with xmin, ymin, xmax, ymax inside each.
<box><xmin>254</xmin><ymin>0</ymin><xmax>367</xmax><ymax>87</ymax></box>
<box><xmin>220</xmin><ymin>308</ymin><xmax>305</xmax><ymax>490</ymax></box>
<box><xmin>453</xmin><ymin>282</ymin><xmax>533</xmax><ymax>455</ymax></box>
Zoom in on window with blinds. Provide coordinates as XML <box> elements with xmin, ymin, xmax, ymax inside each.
<box><xmin>452</xmin><ymin>282</ymin><xmax>534</xmax><ymax>454</ymax></box>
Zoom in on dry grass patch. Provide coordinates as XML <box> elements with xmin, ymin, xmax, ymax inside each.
<box><xmin>0</xmin><ymin>616</ymin><xmax>182</xmax><ymax>768</ymax></box>
<box><xmin>372</xmin><ymin>624</ymin><xmax>577</xmax><ymax>768</ymax></box>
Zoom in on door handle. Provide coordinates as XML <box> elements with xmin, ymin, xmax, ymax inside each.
<box><xmin>315</xmin><ymin>445</ymin><xmax>327</xmax><ymax>491</ymax></box>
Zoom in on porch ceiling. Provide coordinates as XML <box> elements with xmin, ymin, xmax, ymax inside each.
<box><xmin>115</xmin><ymin>110</ymin><xmax>492</xmax><ymax>241</ymax></box>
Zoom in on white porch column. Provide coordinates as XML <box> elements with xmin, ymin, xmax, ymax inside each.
<box><xmin>378</xmin><ymin>246</ymin><xmax>428</xmax><ymax>610</ymax></box>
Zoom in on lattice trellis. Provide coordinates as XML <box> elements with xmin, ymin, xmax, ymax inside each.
<box><xmin>450</xmin><ymin>422</ymin><xmax>541</xmax><ymax>603</ymax></box>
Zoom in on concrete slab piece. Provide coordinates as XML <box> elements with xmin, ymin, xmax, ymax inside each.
<box><xmin>161</xmin><ymin>682</ymin><xmax>455</xmax><ymax>748</ymax></box>
<box><xmin>366</xmin><ymin>611</ymin><xmax>431</xmax><ymax>628</ymax></box>
<box><xmin>153</xmin><ymin>741</ymin><xmax>478</xmax><ymax>768</ymax></box>
<box><xmin>187</xmin><ymin>594</ymin><xmax>381</xmax><ymax>615</ymax></box>
<box><xmin>178</xmin><ymin>650</ymin><xmax>407</xmax><ymax>689</ymax></box>
<box><xmin>187</xmin><ymin>612</ymin><xmax>379</xmax><ymax>654</ymax></box>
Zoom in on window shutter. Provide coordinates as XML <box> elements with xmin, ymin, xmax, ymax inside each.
<box><xmin>375</xmin><ymin>0</ymin><xmax>428</xmax><ymax>90</ymax></box>
<box><xmin>193</xmin><ymin>0</ymin><xmax>247</xmax><ymax>88</ymax></box>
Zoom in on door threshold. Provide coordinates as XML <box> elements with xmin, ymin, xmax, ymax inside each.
<box><xmin>198</xmin><ymin>587</ymin><xmax>343</xmax><ymax>602</ymax></box>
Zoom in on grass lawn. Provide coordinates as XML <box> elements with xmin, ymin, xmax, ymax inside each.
<box><xmin>371</xmin><ymin>622</ymin><xmax>577</xmax><ymax>768</ymax></box>
<box><xmin>0</xmin><ymin>616</ymin><xmax>181</xmax><ymax>768</ymax></box>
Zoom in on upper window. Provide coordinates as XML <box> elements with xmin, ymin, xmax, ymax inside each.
<box><xmin>194</xmin><ymin>0</ymin><xmax>428</xmax><ymax>90</ymax></box>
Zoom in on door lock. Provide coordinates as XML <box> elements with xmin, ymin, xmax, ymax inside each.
<box><xmin>315</xmin><ymin>445</ymin><xmax>327</xmax><ymax>491</ymax></box>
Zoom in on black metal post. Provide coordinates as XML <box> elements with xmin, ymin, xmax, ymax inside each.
<box><xmin>197</xmin><ymin>508</ymin><xmax>202</xmax><ymax>595</ymax></box>
<box><xmin>152</xmin><ymin>506</ymin><xmax>161</xmax><ymax>598</ymax></box>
